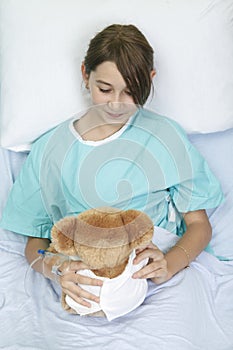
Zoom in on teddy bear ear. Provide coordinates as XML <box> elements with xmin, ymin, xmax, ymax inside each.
<box><xmin>51</xmin><ymin>216</ymin><xmax>78</xmax><ymax>256</ymax></box>
<box><xmin>121</xmin><ymin>210</ymin><xmax>154</xmax><ymax>249</ymax></box>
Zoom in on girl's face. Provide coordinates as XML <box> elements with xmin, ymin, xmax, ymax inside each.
<box><xmin>82</xmin><ymin>61</ymin><xmax>137</xmax><ymax>124</ymax></box>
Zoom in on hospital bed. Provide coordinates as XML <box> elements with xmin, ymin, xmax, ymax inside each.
<box><xmin>0</xmin><ymin>1</ymin><xmax>233</xmax><ymax>349</ymax></box>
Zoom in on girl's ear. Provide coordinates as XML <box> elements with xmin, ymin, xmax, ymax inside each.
<box><xmin>150</xmin><ymin>69</ymin><xmax>156</xmax><ymax>80</ymax></box>
<box><xmin>81</xmin><ymin>62</ymin><xmax>89</xmax><ymax>88</ymax></box>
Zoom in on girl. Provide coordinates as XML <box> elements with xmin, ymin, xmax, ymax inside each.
<box><xmin>0</xmin><ymin>24</ymin><xmax>223</xmax><ymax>310</ymax></box>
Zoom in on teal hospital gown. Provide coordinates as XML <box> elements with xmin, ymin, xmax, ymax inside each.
<box><xmin>0</xmin><ymin>108</ymin><xmax>224</xmax><ymax>240</ymax></box>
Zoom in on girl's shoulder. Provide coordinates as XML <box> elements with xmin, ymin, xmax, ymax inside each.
<box><xmin>24</xmin><ymin>118</ymin><xmax>76</xmax><ymax>171</ymax></box>
<box><xmin>135</xmin><ymin>108</ymin><xmax>189</xmax><ymax>142</ymax></box>
<box><xmin>30</xmin><ymin>118</ymin><xmax>74</xmax><ymax>153</ymax></box>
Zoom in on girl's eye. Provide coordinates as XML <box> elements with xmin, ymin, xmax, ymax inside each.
<box><xmin>125</xmin><ymin>90</ymin><xmax>132</xmax><ymax>96</ymax></box>
<box><xmin>99</xmin><ymin>88</ymin><xmax>111</xmax><ymax>93</ymax></box>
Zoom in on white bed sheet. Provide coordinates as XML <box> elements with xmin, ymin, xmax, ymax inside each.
<box><xmin>0</xmin><ymin>230</ymin><xmax>233</xmax><ymax>350</ymax></box>
<box><xmin>0</xmin><ymin>146</ymin><xmax>233</xmax><ymax>350</ymax></box>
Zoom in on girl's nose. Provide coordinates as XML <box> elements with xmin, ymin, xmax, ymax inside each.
<box><xmin>108</xmin><ymin>101</ymin><xmax>122</xmax><ymax>111</ymax></box>
<box><xmin>108</xmin><ymin>91</ymin><xmax>122</xmax><ymax>105</ymax></box>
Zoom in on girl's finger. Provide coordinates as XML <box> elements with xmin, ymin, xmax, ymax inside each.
<box><xmin>62</xmin><ymin>281</ymin><xmax>100</xmax><ymax>304</ymax></box>
<box><xmin>62</xmin><ymin>288</ymin><xmax>92</xmax><ymax>308</ymax></box>
<box><xmin>61</xmin><ymin>271</ymin><xmax>103</xmax><ymax>287</ymax></box>
<box><xmin>135</xmin><ymin>243</ymin><xmax>158</xmax><ymax>254</ymax></box>
<box><xmin>133</xmin><ymin>265</ymin><xmax>167</xmax><ymax>280</ymax></box>
<box><xmin>134</xmin><ymin>247</ymin><xmax>163</xmax><ymax>264</ymax></box>
<box><xmin>61</xmin><ymin>260</ymin><xmax>89</xmax><ymax>272</ymax></box>
<box><xmin>75</xmin><ymin>273</ymin><xmax>103</xmax><ymax>287</ymax></box>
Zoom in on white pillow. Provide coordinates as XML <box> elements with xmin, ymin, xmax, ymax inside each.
<box><xmin>189</xmin><ymin>127</ymin><xmax>233</xmax><ymax>261</ymax></box>
<box><xmin>1</xmin><ymin>0</ymin><xmax>233</xmax><ymax>151</ymax></box>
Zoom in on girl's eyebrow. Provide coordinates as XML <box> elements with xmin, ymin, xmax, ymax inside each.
<box><xmin>96</xmin><ymin>79</ymin><xmax>112</xmax><ymax>86</ymax></box>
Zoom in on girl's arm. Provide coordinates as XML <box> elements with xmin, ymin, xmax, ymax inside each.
<box><xmin>25</xmin><ymin>237</ymin><xmax>56</xmax><ymax>280</ymax></box>
<box><xmin>163</xmin><ymin>209</ymin><xmax>212</xmax><ymax>280</ymax></box>
<box><xmin>133</xmin><ymin>209</ymin><xmax>212</xmax><ymax>283</ymax></box>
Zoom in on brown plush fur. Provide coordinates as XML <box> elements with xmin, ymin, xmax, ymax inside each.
<box><xmin>48</xmin><ymin>207</ymin><xmax>154</xmax><ymax>314</ymax></box>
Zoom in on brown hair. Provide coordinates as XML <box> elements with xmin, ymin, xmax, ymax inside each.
<box><xmin>83</xmin><ymin>24</ymin><xmax>154</xmax><ymax>106</ymax></box>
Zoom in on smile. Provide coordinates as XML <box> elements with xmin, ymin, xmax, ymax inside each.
<box><xmin>106</xmin><ymin>112</ymin><xmax>125</xmax><ymax>118</ymax></box>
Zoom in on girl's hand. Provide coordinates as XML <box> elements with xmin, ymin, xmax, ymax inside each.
<box><xmin>57</xmin><ymin>260</ymin><xmax>103</xmax><ymax>308</ymax></box>
<box><xmin>132</xmin><ymin>243</ymin><xmax>172</xmax><ymax>284</ymax></box>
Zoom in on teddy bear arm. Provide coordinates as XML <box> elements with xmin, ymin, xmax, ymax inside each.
<box><xmin>50</xmin><ymin>220</ymin><xmax>77</xmax><ymax>256</ymax></box>
<box><xmin>92</xmin><ymin>260</ymin><xmax>128</xmax><ymax>278</ymax></box>
<box><xmin>129</xmin><ymin>228</ymin><xmax>154</xmax><ymax>250</ymax></box>
<box><xmin>46</xmin><ymin>243</ymin><xmax>58</xmax><ymax>254</ymax></box>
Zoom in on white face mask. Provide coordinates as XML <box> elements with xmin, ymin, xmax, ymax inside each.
<box><xmin>65</xmin><ymin>250</ymin><xmax>149</xmax><ymax>321</ymax></box>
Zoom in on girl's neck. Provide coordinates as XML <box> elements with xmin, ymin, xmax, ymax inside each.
<box><xmin>74</xmin><ymin>112</ymin><xmax>126</xmax><ymax>141</ymax></box>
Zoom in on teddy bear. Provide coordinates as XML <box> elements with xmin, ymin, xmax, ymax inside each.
<box><xmin>48</xmin><ymin>207</ymin><xmax>154</xmax><ymax>320</ymax></box>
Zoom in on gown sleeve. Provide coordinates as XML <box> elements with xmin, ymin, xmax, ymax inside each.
<box><xmin>0</xmin><ymin>133</ymin><xmax>53</xmax><ymax>238</ymax></box>
<box><xmin>166</xmin><ymin>120</ymin><xmax>224</xmax><ymax>213</ymax></box>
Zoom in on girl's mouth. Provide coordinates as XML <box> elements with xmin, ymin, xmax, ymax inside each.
<box><xmin>106</xmin><ymin>112</ymin><xmax>124</xmax><ymax>119</ymax></box>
